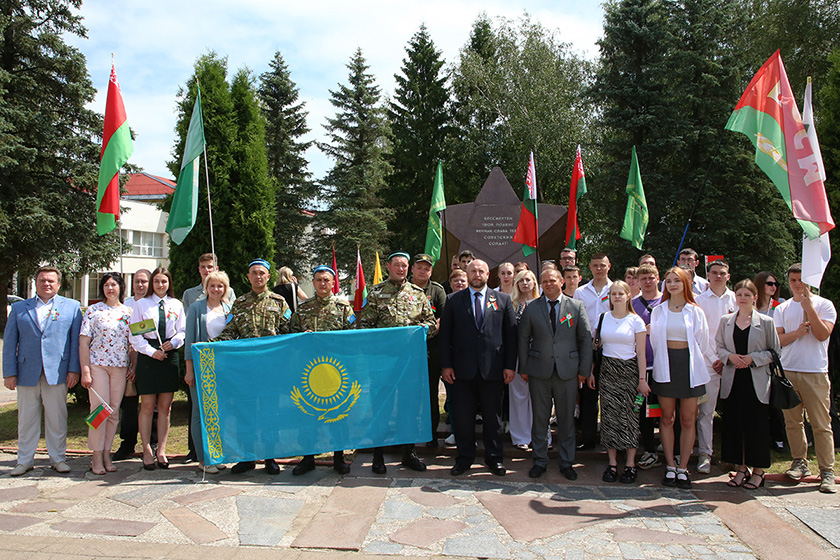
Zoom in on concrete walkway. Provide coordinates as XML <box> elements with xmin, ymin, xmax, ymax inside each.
<box><xmin>0</xmin><ymin>446</ymin><xmax>838</xmax><ymax>559</ymax></box>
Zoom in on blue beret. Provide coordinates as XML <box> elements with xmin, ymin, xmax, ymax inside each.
<box><xmin>313</xmin><ymin>265</ymin><xmax>336</xmax><ymax>277</ymax></box>
<box><xmin>249</xmin><ymin>259</ymin><xmax>271</xmax><ymax>271</ymax></box>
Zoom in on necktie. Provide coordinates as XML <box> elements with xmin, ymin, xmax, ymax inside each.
<box><xmin>158</xmin><ymin>300</ymin><xmax>166</xmax><ymax>344</ymax></box>
<box><xmin>549</xmin><ymin>300</ymin><xmax>558</xmax><ymax>333</ymax></box>
<box><xmin>474</xmin><ymin>291</ymin><xmax>484</xmax><ymax>328</ymax></box>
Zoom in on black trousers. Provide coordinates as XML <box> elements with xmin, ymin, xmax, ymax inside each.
<box><xmin>578</xmin><ymin>368</ymin><xmax>599</xmax><ymax>444</ymax></box>
<box><xmin>451</xmin><ymin>375</ymin><xmax>504</xmax><ymax>467</ymax></box>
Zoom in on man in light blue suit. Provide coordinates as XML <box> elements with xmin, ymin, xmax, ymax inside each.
<box><xmin>3</xmin><ymin>266</ymin><xmax>82</xmax><ymax>476</ymax></box>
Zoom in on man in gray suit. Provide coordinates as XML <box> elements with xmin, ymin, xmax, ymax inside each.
<box><xmin>518</xmin><ymin>268</ymin><xmax>593</xmax><ymax>479</ymax></box>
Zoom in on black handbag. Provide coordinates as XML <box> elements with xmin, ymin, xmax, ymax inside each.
<box><xmin>768</xmin><ymin>349</ymin><xmax>802</xmax><ymax>410</ymax></box>
<box><xmin>592</xmin><ymin>313</ymin><xmax>606</xmax><ymax>376</ymax></box>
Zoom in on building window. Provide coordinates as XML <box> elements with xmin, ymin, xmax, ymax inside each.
<box><xmin>88</xmin><ymin>272</ymin><xmax>105</xmax><ymax>302</ymax></box>
<box><xmin>123</xmin><ymin>230</ymin><xmax>164</xmax><ymax>257</ymax></box>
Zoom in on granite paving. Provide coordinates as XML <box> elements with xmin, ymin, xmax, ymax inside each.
<box><xmin>0</xmin><ymin>450</ymin><xmax>839</xmax><ymax>559</ymax></box>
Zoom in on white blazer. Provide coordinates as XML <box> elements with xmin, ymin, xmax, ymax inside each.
<box><xmin>650</xmin><ymin>303</ymin><xmax>713</xmax><ymax>388</ymax></box>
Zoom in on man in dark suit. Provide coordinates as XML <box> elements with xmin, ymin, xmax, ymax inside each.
<box><xmin>3</xmin><ymin>266</ymin><xmax>82</xmax><ymax>476</ymax></box>
<box><xmin>518</xmin><ymin>268</ymin><xmax>593</xmax><ymax>480</ymax></box>
<box><xmin>439</xmin><ymin>259</ymin><xmax>517</xmax><ymax>476</ymax></box>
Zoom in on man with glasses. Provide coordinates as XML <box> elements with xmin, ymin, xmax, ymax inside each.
<box><xmin>694</xmin><ymin>259</ymin><xmax>734</xmax><ymax>473</ymax></box>
<box><xmin>677</xmin><ymin>248</ymin><xmax>709</xmax><ymax>294</ymax></box>
<box><xmin>559</xmin><ymin>248</ymin><xmax>577</xmax><ymax>269</ymax></box>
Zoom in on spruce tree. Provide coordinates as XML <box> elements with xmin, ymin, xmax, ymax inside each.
<box><xmin>258</xmin><ymin>52</ymin><xmax>315</xmax><ymax>273</ymax></box>
<box><xmin>166</xmin><ymin>54</ymin><xmax>274</xmax><ymax>297</ymax></box>
<box><xmin>386</xmin><ymin>25</ymin><xmax>452</xmax><ymax>254</ymax></box>
<box><xmin>316</xmin><ymin>48</ymin><xmax>393</xmax><ymax>282</ymax></box>
<box><xmin>589</xmin><ymin>0</ymin><xmax>799</xmax><ymax>276</ymax></box>
<box><xmin>0</xmin><ymin>0</ymin><xmax>119</xmax><ymax>329</ymax></box>
<box><xmin>815</xmin><ymin>49</ymin><xmax>840</xmax><ymax>302</ymax></box>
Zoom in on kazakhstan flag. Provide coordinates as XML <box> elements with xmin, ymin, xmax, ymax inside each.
<box><xmin>191</xmin><ymin>326</ymin><xmax>431</xmax><ymax>465</ymax></box>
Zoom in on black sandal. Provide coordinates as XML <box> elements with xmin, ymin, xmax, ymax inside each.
<box><xmin>603</xmin><ymin>464</ymin><xmax>618</xmax><ymax>482</ymax></box>
<box><xmin>620</xmin><ymin>466</ymin><xmax>637</xmax><ymax>483</ymax></box>
<box><xmin>728</xmin><ymin>468</ymin><xmax>750</xmax><ymax>487</ymax></box>
<box><xmin>743</xmin><ymin>471</ymin><xmax>765</xmax><ymax>490</ymax></box>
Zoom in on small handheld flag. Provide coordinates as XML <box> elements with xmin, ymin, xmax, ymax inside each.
<box><xmin>129</xmin><ymin>318</ymin><xmax>162</xmax><ymax>346</ymax></box>
<box><xmin>84</xmin><ymin>388</ymin><xmax>114</xmax><ymax>429</ymax></box>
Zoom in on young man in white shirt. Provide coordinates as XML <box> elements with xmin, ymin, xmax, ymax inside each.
<box><xmin>775</xmin><ymin>263</ymin><xmax>837</xmax><ymax>493</ymax></box>
<box><xmin>694</xmin><ymin>260</ymin><xmax>733</xmax><ymax>473</ymax></box>
<box><xmin>574</xmin><ymin>253</ymin><xmax>612</xmax><ymax>449</ymax></box>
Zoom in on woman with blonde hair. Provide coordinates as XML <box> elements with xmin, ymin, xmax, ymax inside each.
<box><xmin>597</xmin><ymin>280</ymin><xmax>648</xmax><ymax>483</ymax></box>
<box><xmin>273</xmin><ymin>266</ymin><xmax>308</xmax><ymax>312</ymax></box>
<box><xmin>497</xmin><ymin>262</ymin><xmax>516</xmax><ymax>295</ymax></box>
<box><xmin>185</xmin><ymin>270</ymin><xmax>232</xmax><ymax>474</ymax></box>
<box><xmin>509</xmin><ymin>270</ymin><xmax>540</xmax><ymax>449</ymax></box>
<box><xmin>649</xmin><ymin>267</ymin><xmax>713</xmax><ymax>489</ymax></box>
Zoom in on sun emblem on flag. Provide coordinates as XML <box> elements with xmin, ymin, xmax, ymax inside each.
<box><xmin>290</xmin><ymin>356</ymin><xmax>361</xmax><ymax>423</ymax></box>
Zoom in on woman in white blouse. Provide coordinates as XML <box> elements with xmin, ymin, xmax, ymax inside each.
<box><xmin>598</xmin><ymin>281</ymin><xmax>649</xmax><ymax>484</ymax></box>
<box><xmin>184</xmin><ymin>271</ymin><xmax>232</xmax><ymax>474</ymax></box>
<box><xmin>649</xmin><ymin>267</ymin><xmax>713</xmax><ymax>489</ymax></box>
<box><xmin>79</xmin><ymin>272</ymin><xmax>132</xmax><ymax>475</ymax></box>
<box><xmin>509</xmin><ymin>270</ymin><xmax>540</xmax><ymax>449</ymax></box>
<box><xmin>129</xmin><ymin>267</ymin><xmax>185</xmax><ymax>470</ymax></box>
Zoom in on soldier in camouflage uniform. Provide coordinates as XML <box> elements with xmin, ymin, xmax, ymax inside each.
<box><xmin>289</xmin><ymin>265</ymin><xmax>355</xmax><ymax>475</ymax></box>
<box><xmin>213</xmin><ymin>258</ymin><xmax>290</xmax><ymax>475</ymax></box>
<box><xmin>410</xmin><ymin>253</ymin><xmax>447</xmax><ymax>448</ymax></box>
<box><xmin>359</xmin><ymin>251</ymin><xmax>437</xmax><ymax>474</ymax></box>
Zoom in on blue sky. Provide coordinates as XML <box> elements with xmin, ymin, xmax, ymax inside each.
<box><xmin>67</xmin><ymin>0</ymin><xmax>605</xmax><ymax>180</ymax></box>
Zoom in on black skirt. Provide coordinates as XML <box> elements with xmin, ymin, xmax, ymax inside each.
<box><xmin>135</xmin><ymin>339</ymin><xmax>179</xmax><ymax>395</ymax></box>
<box><xmin>650</xmin><ymin>348</ymin><xmax>706</xmax><ymax>399</ymax></box>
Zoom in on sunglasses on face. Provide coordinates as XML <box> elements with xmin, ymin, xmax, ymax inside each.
<box><xmin>765</xmin><ymin>281</ymin><xmax>779</xmax><ymax>287</ymax></box>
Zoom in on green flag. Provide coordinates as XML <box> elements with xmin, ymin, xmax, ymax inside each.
<box><xmin>619</xmin><ymin>146</ymin><xmax>648</xmax><ymax>250</ymax></box>
<box><xmin>166</xmin><ymin>86</ymin><xmax>206</xmax><ymax>245</ymax></box>
<box><xmin>423</xmin><ymin>160</ymin><xmax>446</xmax><ymax>263</ymax></box>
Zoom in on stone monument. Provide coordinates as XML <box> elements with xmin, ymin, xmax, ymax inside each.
<box><xmin>437</xmin><ymin>167</ymin><xmax>568</xmax><ymax>284</ymax></box>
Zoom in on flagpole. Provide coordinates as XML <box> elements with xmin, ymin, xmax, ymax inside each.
<box><xmin>203</xmin><ymin>143</ymin><xmax>216</xmax><ymax>267</ymax></box>
<box><xmin>533</xmin><ymin>149</ymin><xmax>541</xmax><ymax>271</ymax></box>
<box><xmin>118</xmin><ymin>224</ymin><xmax>124</xmax><ymax>274</ymax></box>
<box><xmin>671</xmin><ymin>136</ymin><xmax>724</xmax><ymax>266</ymax></box>
<box><xmin>196</xmin><ymin>79</ymin><xmax>216</xmax><ymax>267</ymax></box>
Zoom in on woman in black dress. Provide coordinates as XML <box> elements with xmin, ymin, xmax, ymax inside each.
<box><xmin>715</xmin><ymin>279</ymin><xmax>781</xmax><ymax>489</ymax></box>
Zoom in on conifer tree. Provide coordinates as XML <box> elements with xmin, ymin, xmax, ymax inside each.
<box><xmin>258</xmin><ymin>52</ymin><xmax>315</xmax><ymax>273</ymax></box>
<box><xmin>386</xmin><ymin>25</ymin><xmax>452</xmax><ymax>254</ymax></box>
<box><xmin>0</xmin><ymin>0</ymin><xmax>119</xmax><ymax>329</ymax></box>
<box><xmin>166</xmin><ymin>54</ymin><xmax>274</xmax><ymax>297</ymax></box>
<box><xmin>316</xmin><ymin>49</ymin><xmax>393</xmax><ymax>283</ymax></box>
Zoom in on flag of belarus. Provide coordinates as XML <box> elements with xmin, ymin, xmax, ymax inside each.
<box><xmin>96</xmin><ymin>64</ymin><xmax>133</xmax><ymax>236</ymax></box>
<box><xmin>725</xmin><ymin>50</ymin><xmax>834</xmax><ymax>238</ymax></box>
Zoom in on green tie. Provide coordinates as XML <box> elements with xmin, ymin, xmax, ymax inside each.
<box><xmin>158</xmin><ymin>300</ymin><xmax>166</xmax><ymax>344</ymax></box>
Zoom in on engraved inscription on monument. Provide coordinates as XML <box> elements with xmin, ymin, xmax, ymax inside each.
<box><xmin>477</xmin><ymin>215</ymin><xmax>518</xmax><ymax>247</ymax></box>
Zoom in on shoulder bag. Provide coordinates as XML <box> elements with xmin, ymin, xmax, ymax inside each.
<box><xmin>768</xmin><ymin>348</ymin><xmax>802</xmax><ymax>410</ymax></box>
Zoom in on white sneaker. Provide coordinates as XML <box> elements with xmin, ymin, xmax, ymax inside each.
<box><xmin>444</xmin><ymin>434</ymin><xmax>456</xmax><ymax>446</ymax></box>
<box><xmin>201</xmin><ymin>464</ymin><xmax>219</xmax><ymax>474</ymax></box>
<box><xmin>10</xmin><ymin>464</ymin><xmax>33</xmax><ymax>477</ymax></box>
<box><xmin>697</xmin><ymin>453</ymin><xmax>712</xmax><ymax>474</ymax></box>
<box><xmin>637</xmin><ymin>452</ymin><xmax>661</xmax><ymax>470</ymax></box>
<box><xmin>51</xmin><ymin>461</ymin><xmax>71</xmax><ymax>474</ymax></box>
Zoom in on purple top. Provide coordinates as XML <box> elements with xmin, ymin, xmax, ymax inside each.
<box><xmin>631</xmin><ymin>294</ymin><xmax>663</xmax><ymax>370</ymax></box>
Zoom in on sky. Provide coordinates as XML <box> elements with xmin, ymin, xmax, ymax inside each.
<box><xmin>67</xmin><ymin>0</ymin><xmax>606</xmax><ymax>181</ymax></box>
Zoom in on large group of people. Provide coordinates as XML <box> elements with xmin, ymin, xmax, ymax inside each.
<box><xmin>2</xmin><ymin>246</ymin><xmax>836</xmax><ymax>494</ymax></box>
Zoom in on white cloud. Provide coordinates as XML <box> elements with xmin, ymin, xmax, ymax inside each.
<box><xmin>68</xmin><ymin>0</ymin><xmax>604</xmax><ymax>180</ymax></box>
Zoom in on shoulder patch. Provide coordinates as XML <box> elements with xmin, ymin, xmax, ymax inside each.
<box><xmin>348</xmin><ymin>313</ymin><xmax>356</xmax><ymax>324</ymax></box>
<box><xmin>283</xmin><ymin>308</ymin><xmax>292</xmax><ymax>320</ymax></box>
